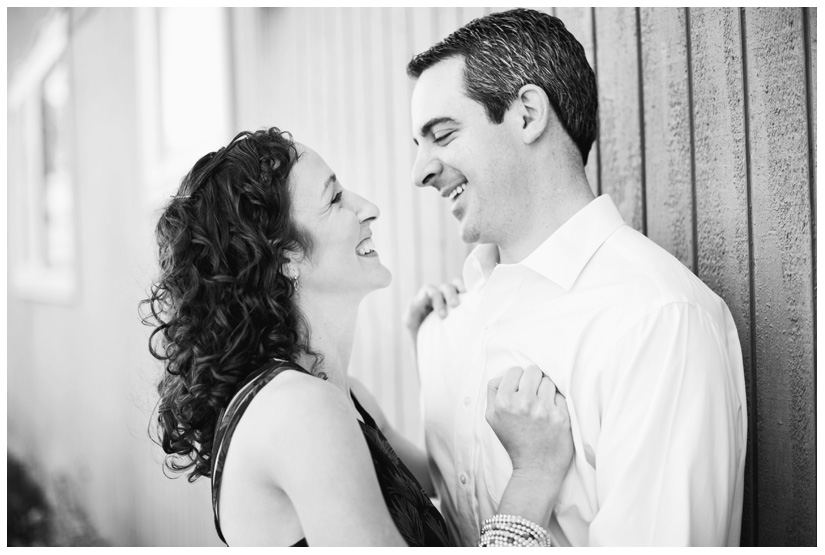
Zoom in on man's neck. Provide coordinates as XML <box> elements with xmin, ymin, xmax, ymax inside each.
<box><xmin>498</xmin><ymin>175</ymin><xmax>595</xmax><ymax>265</ymax></box>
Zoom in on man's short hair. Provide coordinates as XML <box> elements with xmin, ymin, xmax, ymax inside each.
<box><xmin>407</xmin><ymin>8</ymin><xmax>598</xmax><ymax>165</ymax></box>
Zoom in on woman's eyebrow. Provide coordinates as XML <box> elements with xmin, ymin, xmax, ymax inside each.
<box><xmin>321</xmin><ymin>174</ymin><xmax>337</xmax><ymax>198</ymax></box>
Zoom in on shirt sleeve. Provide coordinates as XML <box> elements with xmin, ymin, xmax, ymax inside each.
<box><xmin>589</xmin><ymin>301</ymin><xmax>745</xmax><ymax>546</ymax></box>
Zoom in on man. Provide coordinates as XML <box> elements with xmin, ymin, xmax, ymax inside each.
<box><xmin>406</xmin><ymin>8</ymin><xmax>747</xmax><ymax>546</ymax></box>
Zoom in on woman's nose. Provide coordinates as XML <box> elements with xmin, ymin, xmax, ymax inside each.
<box><xmin>350</xmin><ymin>191</ymin><xmax>380</xmax><ymax>222</ymax></box>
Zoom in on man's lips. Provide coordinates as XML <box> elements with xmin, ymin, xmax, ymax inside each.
<box><xmin>442</xmin><ymin>181</ymin><xmax>467</xmax><ymax>201</ymax></box>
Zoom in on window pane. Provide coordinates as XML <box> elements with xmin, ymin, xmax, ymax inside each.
<box><xmin>40</xmin><ymin>59</ymin><xmax>73</xmax><ymax>269</ymax></box>
<box><xmin>157</xmin><ymin>8</ymin><xmax>230</xmax><ymax>158</ymax></box>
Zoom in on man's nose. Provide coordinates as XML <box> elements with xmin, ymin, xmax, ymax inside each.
<box><xmin>411</xmin><ymin>147</ymin><xmax>442</xmax><ymax>189</ymax></box>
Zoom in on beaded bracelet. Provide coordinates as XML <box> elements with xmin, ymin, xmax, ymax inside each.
<box><xmin>478</xmin><ymin>513</ymin><xmax>554</xmax><ymax>547</ymax></box>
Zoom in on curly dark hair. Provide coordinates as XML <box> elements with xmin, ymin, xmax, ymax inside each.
<box><xmin>407</xmin><ymin>8</ymin><xmax>598</xmax><ymax>165</ymax></box>
<box><xmin>140</xmin><ymin>127</ymin><xmax>323</xmax><ymax>483</ymax></box>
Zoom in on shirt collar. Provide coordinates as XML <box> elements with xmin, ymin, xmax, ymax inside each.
<box><xmin>521</xmin><ymin>194</ymin><xmax>626</xmax><ymax>291</ymax></box>
<box><xmin>463</xmin><ymin>243</ymin><xmax>499</xmax><ymax>292</ymax></box>
<box><xmin>463</xmin><ymin>195</ymin><xmax>626</xmax><ymax>293</ymax></box>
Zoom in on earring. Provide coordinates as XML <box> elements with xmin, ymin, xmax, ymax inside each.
<box><xmin>291</xmin><ymin>274</ymin><xmax>299</xmax><ymax>291</ymax></box>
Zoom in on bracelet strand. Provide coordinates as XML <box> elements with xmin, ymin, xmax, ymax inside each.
<box><xmin>477</xmin><ymin>513</ymin><xmax>553</xmax><ymax>547</ymax></box>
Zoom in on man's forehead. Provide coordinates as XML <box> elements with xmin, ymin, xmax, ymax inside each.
<box><xmin>411</xmin><ymin>58</ymin><xmax>468</xmax><ymax>129</ymax></box>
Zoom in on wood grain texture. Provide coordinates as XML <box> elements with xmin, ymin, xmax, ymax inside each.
<box><xmin>744</xmin><ymin>7</ymin><xmax>816</xmax><ymax>546</ymax></box>
<box><xmin>555</xmin><ymin>7</ymin><xmax>600</xmax><ymax>196</ymax></box>
<box><xmin>688</xmin><ymin>7</ymin><xmax>755</xmax><ymax>545</ymax></box>
<box><xmin>805</xmin><ymin>9</ymin><xmax>816</xmax><ymax>385</ymax></box>
<box><xmin>639</xmin><ymin>8</ymin><xmax>694</xmax><ymax>270</ymax></box>
<box><xmin>594</xmin><ymin>7</ymin><xmax>645</xmax><ymax>231</ymax></box>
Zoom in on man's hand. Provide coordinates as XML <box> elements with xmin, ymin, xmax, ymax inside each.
<box><xmin>403</xmin><ymin>278</ymin><xmax>465</xmax><ymax>339</ymax></box>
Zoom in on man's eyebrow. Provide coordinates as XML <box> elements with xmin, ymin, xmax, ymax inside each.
<box><xmin>416</xmin><ymin>117</ymin><xmax>458</xmax><ymax>141</ymax></box>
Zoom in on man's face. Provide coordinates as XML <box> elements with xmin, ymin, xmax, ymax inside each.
<box><xmin>410</xmin><ymin>57</ymin><xmax>524</xmax><ymax>245</ymax></box>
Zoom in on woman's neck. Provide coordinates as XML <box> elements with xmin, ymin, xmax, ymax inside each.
<box><xmin>295</xmin><ymin>291</ymin><xmax>361</xmax><ymax>396</ymax></box>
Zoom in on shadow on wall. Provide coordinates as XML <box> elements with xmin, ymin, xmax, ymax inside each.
<box><xmin>7</xmin><ymin>453</ymin><xmax>109</xmax><ymax>547</ymax></box>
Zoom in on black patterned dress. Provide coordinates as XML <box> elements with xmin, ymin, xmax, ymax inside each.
<box><xmin>210</xmin><ymin>360</ymin><xmax>454</xmax><ymax>547</ymax></box>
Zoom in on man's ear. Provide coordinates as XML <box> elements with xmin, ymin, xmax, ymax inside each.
<box><xmin>515</xmin><ymin>84</ymin><xmax>552</xmax><ymax>145</ymax></box>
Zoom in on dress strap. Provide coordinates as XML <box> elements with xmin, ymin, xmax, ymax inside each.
<box><xmin>350</xmin><ymin>392</ymin><xmax>378</xmax><ymax>430</ymax></box>
<box><xmin>210</xmin><ymin>359</ymin><xmax>310</xmax><ymax>545</ymax></box>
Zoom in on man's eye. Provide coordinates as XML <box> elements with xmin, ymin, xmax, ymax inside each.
<box><xmin>434</xmin><ymin>131</ymin><xmax>454</xmax><ymax>143</ymax></box>
<box><xmin>331</xmin><ymin>191</ymin><xmax>343</xmax><ymax>204</ymax></box>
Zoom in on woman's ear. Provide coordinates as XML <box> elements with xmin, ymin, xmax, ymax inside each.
<box><xmin>283</xmin><ymin>261</ymin><xmax>300</xmax><ymax>281</ymax></box>
<box><xmin>515</xmin><ymin>84</ymin><xmax>552</xmax><ymax>145</ymax></box>
<box><xmin>281</xmin><ymin>246</ymin><xmax>305</xmax><ymax>282</ymax></box>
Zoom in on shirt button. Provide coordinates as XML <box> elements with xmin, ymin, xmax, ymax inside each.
<box><xmin>459</xmin><ymin>473</ymin><xmax>468</xmax><ymax>485</ymax></box>
<box><xmin>463</xmin><ymin>396</ymin><xmax>471</xmax><ymax>407</ymax></box>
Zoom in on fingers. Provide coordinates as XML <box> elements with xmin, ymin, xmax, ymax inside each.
<box><xmin>427</xmin><ymin>284</ymin><xmax>448</xmax><ymax>317</ymax></box>
<box><xmin>537</xmin><ymin>374</ymin><xmax>558</xmax><ymax>404</ymax></box>
<box><xmin>490</xmin><ymin>366</ymin><xmax>565</xmax><ymax>413</ymax></box>
<box><xmin>499</xmin><ymin>366</ymin><xmax>524</xmax><ymax>393</ymax></box>
<box><xmin>517</xmin><ymin>365</ymin><xmax>544</xmax><ymax>395</ymax></box>
<box><xmin>485</xmin><ymin>375</ymin><xmax>503</xmax><ymax>422</ymax></box>
<box><xmin>554</xmin><ymin>390</ymin><xmax>568</xmax><ymax>415</ymax></box>
<box><xmin>439</xmin><ymin>282</ymin><xmax>461</xmax><ymax>309</ymax></box>
<box><xmin>450</xmin><ymin>277</ymin><xmax>466</xmax><ymax>294</ymax></box>
<box><xmin>403</xmin><ymin>286</ymin><xmax>433</xmax><ymax>333</ymax></box>
<box><xmin>410</xmin><ymin>279</ymin><xmax>463</xmax><ymax>320</ymax></box>
<box><xmin>486</xmin><ymin>375</ymin><xmax>502</xmax><ymax>405</ymax></box>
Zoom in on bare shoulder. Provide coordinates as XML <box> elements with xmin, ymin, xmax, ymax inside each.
<box><xmin>248</xmin><ymin>370</ymin><xmax>355</xmax><ymax>432</ymax></box>
<box><xmin>231</xmin><ymin>370</ymin><xmax>366</xmax><ymax>479</ymax></box>
<box><xmin>225</xmin><ymin>370</ymin><xmax>406</xmax><ymax>545</ymax></box>
<box><xmin>349</xmin><ymin>377</ymin><xmax>388</xmax><ymax>431</ymax></box>
<box><xmin>252</xmin><ymin>369</ymin><xmax>340</xmax><ymax>414</ymax></box>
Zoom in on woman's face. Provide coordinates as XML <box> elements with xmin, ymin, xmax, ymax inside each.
<box><xmin>287</xmin><ymin>144</ymin><xmax>392</xmax><ymax>297</ymax></box>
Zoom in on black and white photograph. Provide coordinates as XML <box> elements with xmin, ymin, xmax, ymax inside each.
<box><xmin>5</xmin><ymin>5</ymin><xmax>817</xmax><ymax>547</ymax></box>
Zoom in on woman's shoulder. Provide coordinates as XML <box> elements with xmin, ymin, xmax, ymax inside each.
<box><xmin>230</xmin><ymin>369</ymin><xmax>379</xmax><ymax>494</ymax></box>
<box><xmin>243</xmin><ymin>369</ymin><xmax>352</xmax><ymax>433</ymax></box>
<box><xmin>218</xmin><ymin>369</ymin><xmax>406</xmax><ymax>546</ymax></box>
<box><xmin>230</xmin><ymin>369</ymin><xmax>360</xmax><ymax>476</ymax></box>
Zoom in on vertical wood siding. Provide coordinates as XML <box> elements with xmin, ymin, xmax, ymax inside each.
<box><xmin>743</xmin><ymin>8</ymin><xmax>816</xmax><ymax>546</ymax></box>
<box><xmin>688</xmin><ymin>7</ymin><xmax>756</xmax><ymax>543</ymax></box>
<box><xmin>5</xmin><ymin>6</ymin><xmax>815</xmax><ymax>547</ymax></box>
<box><xmin>596</xmin><ymin>8</ymin><xmax>646</xmax><ymax>232</ymax></box>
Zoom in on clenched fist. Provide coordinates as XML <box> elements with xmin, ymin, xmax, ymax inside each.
<box><xmin>486</xmin><ymin>365</ymin><xmax>574</xmax><ymax>485</ymax></box>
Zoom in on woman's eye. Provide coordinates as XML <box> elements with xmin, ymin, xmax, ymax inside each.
<box><xmin>331</xmin><ymin>191</ymin><xmax>343</xmax><ymax>204</ymax></box>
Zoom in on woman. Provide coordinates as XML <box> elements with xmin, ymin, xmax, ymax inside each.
<box><xmin>142</xmin><ymin>127</ymin><xmax>572</xmax><ymax>546</ymax></box>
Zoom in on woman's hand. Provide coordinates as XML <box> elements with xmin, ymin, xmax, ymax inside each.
<box><xmin>485</xmin><ymin>366</ymin><xmax>573</xmax><ymax>493</ymax></box>
<box><xmin>403</xmin><ymin>278</ymin><xmax>465</xmax><ymax>339</ymax></box>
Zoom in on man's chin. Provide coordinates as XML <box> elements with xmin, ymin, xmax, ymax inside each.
<box><xmin>458</xmin><ymin>223</ymin><xmax>480</xmax><ymax>245</ymax></box>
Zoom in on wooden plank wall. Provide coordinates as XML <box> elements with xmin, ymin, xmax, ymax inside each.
<box><xmin>231</xmin><ymin>6</ymin><xmax>816</xmax><ymax>546</ymax></box>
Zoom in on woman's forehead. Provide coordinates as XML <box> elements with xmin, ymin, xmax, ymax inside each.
<box><xmin>289</xmin><ymin>143</ymin><xmax>335</xmax><ymax>208</ymax></box>
<box><xmin>293</xmin><ymin>144</ymin><xmax>331</xmax><ymax>178</ymax></box>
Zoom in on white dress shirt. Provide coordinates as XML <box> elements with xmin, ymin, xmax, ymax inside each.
<box><xmin>417</xmin><ymin>195</ymin><xmax>747</xmax><ymax>546</ymax></box>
